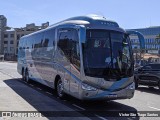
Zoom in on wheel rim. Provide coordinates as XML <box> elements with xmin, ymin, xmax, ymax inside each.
<box><xmin>57</xmin><ymin>80</ymin><xmax>63</xmax><ymax>97</ymax></box>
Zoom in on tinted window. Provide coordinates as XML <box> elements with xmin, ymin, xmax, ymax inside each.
<box><xmin>33</xmin><ymin>33</ymin><xmax>43</xmax><ymax>48</ymax></box>
<box><xmin>10</xmin><ymin>34</ymin><xmax>14</xmax><ymax>38</ymax></box>
<box><xmin>86</xmin><ymin>30</ymin><xmax>110</xmax><ymax>49</ymax></box>
<box><xmin>58</xmin><ymin>29</ymin><xmax>80</xmax><ymax>71</ymax></box>
<box><xmin>151</xmin><ymin>64</ymin><xmax>160</xmax><ymax>69</ymax></box>
<box><xmin>143</xmin><ymin>65</ymin><xmax>152</xmax><ymax>70</ymax></box>
<box><xmin>83</xmin><ymin>29</ymin><xmax>133</xmax><ymax>78</ymax></box>
<box><xmin>4</xmin><ymin>41</ymin><xmax>8</xmax><ymax>44</ymax></box>
<box><xmin>70</xmin><ymin>30</ymin><xmax>80</xmax><ymax>71</ymax></box>
<box><xmin>4</xmin><ymin>34</ymin><xmax>8</xmax><ymax>38</ymax></box>
<box><xmin>17</xmin><ymin>34</ymin><xmax>20</xmax><ymax>40</ymax></box>
<box><xmin>43</xmin><ymin>29</ymin><xmax>55</xmax><ymax>47</ymax></box>
<box><xmin>23</xmin><ymin>38</ymin><xmax>27</xmax><ymax>49</ymax></box>
<box><xmin>31</xmin><ymin>33</ymin><xmax>44</xmax><ymax>60</ymax></box>
<box><xmin>10</xmin><ymin>40</ymin><xmax>14</xmax><ymax>44</ymax></box>
<box><xmin>143</xmin><ymin>64</ymin><xmax>160</xmax><ymax>70</ymax></box>
<box><xmin>26</xmin><ymin>36</ymin><xmax>34</xmax><ymax>49</ymax></box>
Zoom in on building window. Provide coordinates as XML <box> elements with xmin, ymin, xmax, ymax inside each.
<box><xmin>17</xmin><ymin>41</ymin><xmax>19</xmax><ymax>46</ymax></box>
<box><xmin>4</xmin><ymin>47</ymin><xmax>7</xmax><ymax>53</ymax></box>
<box><xmin>10</xmin><ymin>34</ymin><xmax>14</xmax><ymax>38</ymax></box>
<box><xmin>10</xmin><ymin>40</ymin><xmax>14</xmax><ymax>44</ymax></box>
<box><xmin>4</xmin><ymin>34</ymin><xmax>8</xmax><ymax>38</ymax></box>
<box><xmin>10</xmin><ymin>47</ymin><xmax>14</xmax><ymax>52</ymax></box>
<box><xmin>17</xmin><ymin>34</ymin><xmax>20</xmax><ymax>40</ymax></box>
<box><xmin>4</xmin><ymin>41</ymin><xmax>8</xmax><ymax>44</ymax></box>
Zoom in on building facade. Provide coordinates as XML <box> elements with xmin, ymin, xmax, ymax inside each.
<box><xmin>0</xmin><ymin>15</ymin><xmax>7</xmax><ymax>55</ymax></box>
<box><xmin>4</xmin><ymin>29</ymin><xmax>16</xmax><ymax>60</ymax></box>
<box><xmin>4</xmin><ymin>22</ymin><xmax>49</xmax><ymax>60</ymax></box>
<box><xmin>128</xmin><ymin>26</ymin><xmax>160</xmax><ymax>54</ymax></box>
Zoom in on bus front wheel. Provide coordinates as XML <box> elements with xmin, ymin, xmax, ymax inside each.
<box><xmin>134</xmin><ymin>77</ymin><xmax>138</xmax><ymax>89</ymax></box>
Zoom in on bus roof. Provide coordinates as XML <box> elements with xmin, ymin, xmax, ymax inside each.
<box><xmin>49</xmin><ymin>14</ymin><xmax>120</xmax><ymax>28</ymax></box>
<box><xmin>21</xmin><ymin>14</ymin><xmax>125</xmax><ymax>39</ymax></box>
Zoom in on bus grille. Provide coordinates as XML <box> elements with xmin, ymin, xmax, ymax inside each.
<box><xmin>139</xmin><ymin>76</ymin><xmax>158</xmax><ymax>81</ymax></box>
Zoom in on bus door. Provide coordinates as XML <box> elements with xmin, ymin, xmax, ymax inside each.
<box><xmin>57</xmin><ymin>27</ymin><xmax>81</xmax><ymax>95</ymax></box>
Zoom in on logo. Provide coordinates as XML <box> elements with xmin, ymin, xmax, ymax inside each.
<box><xmin>2</xmin><ymin>112</ymin><xmax>12</xmax><ymax>118</ymax></box>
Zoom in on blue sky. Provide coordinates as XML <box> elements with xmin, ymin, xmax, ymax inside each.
<box><xmin>0</xmin><ymin>0</ymin><xmax>160</xmax><ymax>29</ymax></box>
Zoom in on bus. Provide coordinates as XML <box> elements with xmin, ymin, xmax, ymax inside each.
<box><xmin>17</xmin><ymin>14</ymin><xmax>142</xmax><ymax>100</ymax></box>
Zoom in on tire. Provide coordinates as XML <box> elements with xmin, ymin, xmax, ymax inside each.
<box><xmin>22</xmin><ymin>69</ymin><xmax>25</xmax><ymax>81</ymax></box>
<box><xmin>56</xmin><ymin>79</ymin><xmax>64</xmax><ymax>98</ymax></box>
<box><xmin>134</xmin><ymin>77</ymin><xmax>138</xmax><ymax>89</ymax></box>
<box><xmin>25</xmin><ymin>69</ymin><xmax>30</xmax><ymax>83</ymax></box>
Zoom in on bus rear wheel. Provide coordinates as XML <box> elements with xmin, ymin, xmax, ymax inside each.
<box><xmin>56</xmin><ymin>79</ymin><xmax>64</xmax><ymax>98</ymax></box>
<box><xmin>22</xmin><ymin>69</ymin><xmax>25</xmax><ymax>81</ymax></box>
<box><xmin>25</xmin><ymin>69</ymin><xmax>30</xmax><ymax>83</ymax></box>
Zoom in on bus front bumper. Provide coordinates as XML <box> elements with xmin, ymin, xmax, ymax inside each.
<box><xmin>79</xmin><ymin>82</ymin><xmax>135</xmax><ymax>100</ymax></box>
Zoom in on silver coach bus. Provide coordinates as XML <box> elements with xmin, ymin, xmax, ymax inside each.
<box><xmin>17</xmin><ymin>14</ymin><xmax>142</xmax><ymax>100</ymax></box>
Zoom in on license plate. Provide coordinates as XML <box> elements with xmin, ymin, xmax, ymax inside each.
<box><xmin>106</xmin><ymin>94</ymin><xmax>117</xmax><ymax>98</ymax></box>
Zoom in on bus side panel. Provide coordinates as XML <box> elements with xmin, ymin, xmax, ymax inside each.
<box><xmin>53</xmin><ymin>46</ymin><xmax>70</xmax><ymax>93</ymax></box>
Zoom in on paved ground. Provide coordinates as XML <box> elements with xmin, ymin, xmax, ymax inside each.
<box><xmin>0</xmin><ymin>62</ymin><xmax>160</xmax><ymax>120</ymax></box>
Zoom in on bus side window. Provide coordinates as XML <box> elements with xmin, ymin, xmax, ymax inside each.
<box><xmin>34</xmin><ymin>34</ymin><xmax>43</xmax><ymax>48</ymax></box>
<box><xmin>58</xmin><ymin>29</ymin><xmax>72</xmax><ymax>59</ymax></box>
<box><xmin>41</xmin><ymin>29</ymin><xmax>55</xmax><ymax>60</ymax></box>
<box><xmin>58</xmin><ymin>29</ymin><xmax>80</xmax><ymax>71</ymax></box>
<box><xmin>44</xmin><ymin>29</ymin><xmax>55</xmax><ymax>48</ymax></box>
<box><xmin>70</xmin><ymin>30</ymin><xmax>80</xmax><ymax>71</ymax></box>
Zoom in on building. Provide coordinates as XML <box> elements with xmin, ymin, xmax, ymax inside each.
<box><xmin>4</xmin><ymin>22</ymin><xmax>49</xmax><ymax>60</ymax></box>
<box><xmin>4</xmin><ymin>29</ymin><xmax>16</xmax><ymax>60</ymax></box>
<box><xmin>0</xmin><ymin>15</ymin><xmax>7</xmax><ymax>55</ymax></box>
<box><xmin>128</xmin><ymin>26</ymin><xmax>160</xmax><ymax>54</ymax></box>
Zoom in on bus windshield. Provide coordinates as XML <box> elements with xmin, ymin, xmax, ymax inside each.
<box><xmin>83</xmin><ymin>29</ymin><xmax>133</xmax><ymax>80</ymax></box>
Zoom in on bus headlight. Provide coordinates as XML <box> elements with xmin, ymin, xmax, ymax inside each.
<box><xmin>126</xmin><ymin>82</ymin><xmax>135</xmax><ymax>90</ymax></box>
<box><xmin>82</xmin><ymin>83</ymin><xmax>97</xmax><ymax>91</ymax></box>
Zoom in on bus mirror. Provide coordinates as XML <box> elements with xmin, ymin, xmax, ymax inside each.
<box><xmin>126</xmin><ymin>30</ymin><xmax>145</xmax><ymax>49</ymax></box>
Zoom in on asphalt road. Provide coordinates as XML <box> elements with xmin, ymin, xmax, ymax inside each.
<box><xmin>0</xmin><ymin>61</ymin><xmax>160</xmax><ymax>120</ymax></box>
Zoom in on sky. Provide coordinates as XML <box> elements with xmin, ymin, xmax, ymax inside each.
<box><xmin>0</xmin><ymin>0</ymin><xmax>160</xmax><ymax>29</ymax></box>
